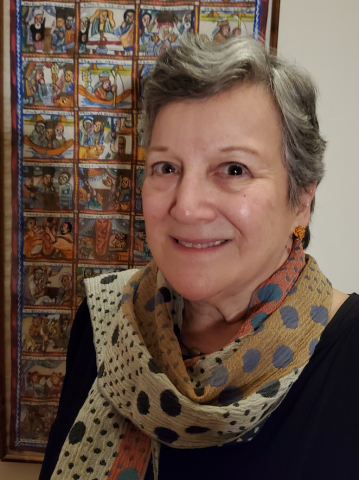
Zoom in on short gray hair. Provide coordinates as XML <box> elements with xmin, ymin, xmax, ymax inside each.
<box><xmin>143</xmin><ymin>35</ymin><xmax>326</xmax><ymax>248</ymax></box>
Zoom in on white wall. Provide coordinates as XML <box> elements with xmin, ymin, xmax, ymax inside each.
<box><xmin>278</xmin><ymin>0</ymin><xmax>359</xmax><ymax>293</ymax></box>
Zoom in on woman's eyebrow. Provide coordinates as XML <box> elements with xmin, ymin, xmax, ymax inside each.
<box><xmin>219</xmin><ymin>146</ymin><xmax>259</xmax><ymax>155</ymax></box>
<box><xmin>147</xmin><ymin>145</ymin><xmax>169</xmax><ymax>153</ymax></box>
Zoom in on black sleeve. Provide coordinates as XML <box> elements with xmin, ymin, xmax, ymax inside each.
<box><xmin>39</xmin><ymin>299</ymin><xmax>97</xmax><ymax>480</ymax></box>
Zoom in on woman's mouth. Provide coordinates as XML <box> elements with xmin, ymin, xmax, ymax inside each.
<box><xmin>174</xmin><ymin>238</ymin><xmax>228</xmax><ymax>249</ymax></box>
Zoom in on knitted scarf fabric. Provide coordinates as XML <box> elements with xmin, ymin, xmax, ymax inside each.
<box><xmin>52</xmin><ymin>242</ymin><xmax>333</xmax><ymax>480</ymax></box>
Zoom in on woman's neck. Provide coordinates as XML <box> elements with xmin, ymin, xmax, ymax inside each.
<box><xmin>180</xmin><ymin>288</ymin><xmax>254</xmax><ymax>355</ymax></box>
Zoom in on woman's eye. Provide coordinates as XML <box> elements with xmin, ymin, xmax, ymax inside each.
<box><xmin>152</xmin><ymin>162</ymin><xmax>178</xmax><ymax>175</ymax></box>
<box><xmin>224</xmin><ymin>164</ymin><xmax>246</xmax><ymax>176</ymax></box>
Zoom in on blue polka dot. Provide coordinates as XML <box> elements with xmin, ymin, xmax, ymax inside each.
<box><xmin>317</xmin><ymin>289</ymin><xmax>321</xmax><ymax>294</ymax></box>
<box><xmin>242</xmin><ymin>349</ymin><xmax>261</xmax><ymax>373</ymax></box>
<box><xmin>117</xmin><ymin>468</ymin><xmax>139</xmax><ymax>480</ymax></box>
<box><xmin>280</xmin><ymin>306</ymin><xmax>299</xmax><ymax>329</ymax></box>
<box><xmin>287</xmin><ymin>285</ymin><xmax>297</xmax><ymax>296</ymax></box>
<box><xmin>308</xmin><ymin>286</ymin><xmax>313</xmax><ymax>291</ymax></box>
<box><xmin>286</xmin><ymin>276</ymin><xmax>290</xmax><ymax>281</ymax></box>
<box><xmin>251</xmin><ymin>312</ymin><xmax>268</xmax><ymax>329</ymax></box>
<box><xmin>294</xmin><ymin>266</ymin><xmax>298</xmax><ymax>272</ymax></box>
<box><xmin>253</xmin><ymin>323</ymin><xmax>265</xmax><ymax>335</ymax></box>
<box><xmin>257</xmin><ymin>284</ymin><xmax>282</xmax><ymax>303</ymax></box>
<box><xmin>272</xmin><ymin>345</ymin><xmax>294</xmax><ymax>369</ymax></box>
<box><xmin>305</xmin><ymin>275</ymin><xmax>310</xmax><ymax>280</ymax></box>
<box><xmin>130</xmin><ymin>281</ymin><xmax>139</xmax><ymax>291</ymax></box>
<box><xmin>289</xmin><ymin>257</ymin><xmax>295</xmax><ymax>261</ymax></box>
<box><xmin>309</xmin><ymin>339</ymin><xmax>319</xmax><ymax>356</ymax></box>
<box><xmin>208</xmin><ymin>365</ymin><xmax>229</xmax><ymax>387</ymax></box>
<box><xmin>120</xmin><ymin>293</ymin><xmax>131</xmax><ymax>306</ymax></box>
<box><xmin>310</xmin><ymin>305</ymin><xmax>328</xmax><ymax>326</ymax></box>
<box><xmin>145</xmin><ymin>296</ymin><xmax>156</xmax><ymax>312</ymax></box>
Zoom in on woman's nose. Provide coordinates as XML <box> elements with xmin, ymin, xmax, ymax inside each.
<box><xmin>169</xmin><ymin>174</ymin><xmax>217</xmax><ymax>225</ymax></box>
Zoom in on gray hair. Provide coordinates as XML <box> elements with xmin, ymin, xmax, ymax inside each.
<box><xmin>143</xmin><ymin>35</ymin><xmax>326</xmax><ymax>248</ymax></box>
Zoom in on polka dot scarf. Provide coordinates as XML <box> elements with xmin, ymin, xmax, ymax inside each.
<box><xmin>53</xmin><ymin>240</ymin><xmax>333</xmax><ymax>480</ymax></box>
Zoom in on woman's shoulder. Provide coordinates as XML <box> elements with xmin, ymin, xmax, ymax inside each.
<box><xmin>330</xmin><ymin>289</ymin><xmax>350</xmax><ymax>320</ymax></box>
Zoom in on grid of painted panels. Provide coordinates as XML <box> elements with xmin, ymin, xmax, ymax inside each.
<box><xmin>12</xmin><ymin>0</ymin><xmax>266</xmax><ymax>451</ymax></box>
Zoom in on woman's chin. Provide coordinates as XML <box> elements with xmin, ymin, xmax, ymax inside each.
<box><xmin>164</xmin><ymin>276</ymin><xmax>219</xmax><ymax>303</ymax></box>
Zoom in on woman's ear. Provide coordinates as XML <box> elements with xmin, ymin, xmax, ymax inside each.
<box><xmin>295</xmin><ymin>184</ymin><xmax>317</xmax><ymax>227</ymax></box>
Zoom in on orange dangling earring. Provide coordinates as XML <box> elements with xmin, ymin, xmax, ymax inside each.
<box><xmin>293</xmin><ymin>226</ymin><xmax>305</xmax><ymax>240</ymax></box>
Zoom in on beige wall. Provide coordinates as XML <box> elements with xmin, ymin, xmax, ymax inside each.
<box><xmin>278</xmin><ymin>0</ymin><xmax>359</xmax><ymax>293</ymax></box>
<box><xmin>2</xmin><ymin>0</ymin><xmax>358</xmax><ymax>478</ymax></box>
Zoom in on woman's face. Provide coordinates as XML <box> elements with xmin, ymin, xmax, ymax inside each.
<box><xmin>143</xmin><ymin>84</ymin><xmax>312</xmax><ymax>302</ymax></box>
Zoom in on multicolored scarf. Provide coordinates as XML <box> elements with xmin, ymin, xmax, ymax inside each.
<box><xmin>52</xmin><ymin>240</ymin><xmax>332</xmax><ymax>480</ymax></box>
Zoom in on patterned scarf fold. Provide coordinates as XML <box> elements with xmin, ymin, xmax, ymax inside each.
<box><xmin>52</xmin><ymin>241</ymin><xmax>333</xmax><ymax>480</ymax></box>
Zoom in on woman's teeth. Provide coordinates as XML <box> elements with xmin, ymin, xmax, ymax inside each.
<box><xmin>177</xmin><ymin>240</ymin><xmax>226</xmax><ymax>249</ymax></box>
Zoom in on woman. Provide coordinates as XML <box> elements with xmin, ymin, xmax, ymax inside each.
<box><xmin>40</xmin><ymin>36</ymin><xmax>358</xmax><ymax>480</ymax></box>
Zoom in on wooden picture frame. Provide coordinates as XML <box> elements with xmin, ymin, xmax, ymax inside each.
<box><xmin>0</xmin><ymin>0</ymin><xmax>281</xmax><ymax>462</ymax></box>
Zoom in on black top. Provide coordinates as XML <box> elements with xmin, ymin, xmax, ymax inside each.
<box><xmin>40</xmin><ymin>294</ymin><xmax>359</xmax><ymax>480</ymax></box>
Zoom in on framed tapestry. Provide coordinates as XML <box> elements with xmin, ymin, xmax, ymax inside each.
<box><xmin>1</xmin><ymin>0</ymin><xmax>281</xmax><ymax>462</ymax></box>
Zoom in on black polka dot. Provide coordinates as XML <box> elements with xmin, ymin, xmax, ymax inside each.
<box><xmin>93</xmin><ymin>418</ymin><xmax>100</xmax><ymax>425</ymax></box>
<box><xmin>57</xmin><ymin>470</ymin><xmax>62</xmax><ymax>475</ymax></box>
<box><xmin>87</xmin><ymin>437</ymin><xmax>93</xmax><ymax>443</ymax></box>
<box><xmin>218</xmin><ymin>386</ymin><xmax>243</xmax><ymax>406</ymax></box>
<box><xmin>257</xmin><ymin>379</ymin><xmax>280</xmax><ymax>398</ymax></box>
<box><xmin>86</xmin><ymin>467</ymin><xmax>94</xmax><ymax>473</ymax></box>
<box><xmin>112</xmin><ymin>325</ymin><xmax>119</xmax><ymax>345</ymax></box>
<box><xmin>68</xmin><ymin>421</ymin><xmax>86</xmax><ymax>445</ymax></box>
<box><xmin>223</xmin><ymin>412</ymin><xmax>230</xmax><ymax>418</ymax></box>
<box><xmin>107</xmin><ymin>441</ymin><xmax>114</xmax><ymax>447</ymax></box>
<box><xmin>148</xmin><ymin>358</ymin><xmax>161</xmax><ymax>374</ymax></box>
<box><xmin>137</xmin><ymin>391</ymin><xmax>150</xmax><ymax>415</ymax></box>
<box><xmin>154</xmin><ymin>427</ymin><xmax>179</xmax><ymax>443</ymax></box>
<box><xmin>64</xmin><ymin>451</ymin><xmax>70</xmax><ymax>457</ymax></box>
<box><xmin>80</xmin><ymin>455</ymin><xmax>87</xmax><ymax>462</ymax></box>
<box><xmin>94</xmin><ymin>448</ymin><xmax>101</xmax><ymax>454</ymax></box>
<box><xmin>68</xmin><ymin>463</ymin><xmax>74</xmax><ymax>469</ymax></box>
<box><xmin>160</xmin><ymin>390</ymin><xmax>181</xmax><ymax>417</ymax></box>
<box><xmin>100</xmin><ymin>429</ymin><xmax>107</xmax><ymax>435</ymax></box>
<box><xmin>100</xmin><ymin>460</ymin><xmax>106</xmax><ymax>466</ymax></box>
<box><xmin>194</xmin><ymin>387</ymin><xmax>205</xmax><ymax>397</ymax></box>
<box><xmin>98</xmin><ymin>362</ymin><xmax>105</xmax><ymax>378</ymax></box>
<box><xmin>100</xmin><ymin>274</ymin><xmax>118</xmax><ymax>284</ymax></box>
<box><xmin>185</xmin><ymin>426</ymin><xmax>210</xmax><ymax>434</ymax></box>
<box><xmin>73</xmin><ymin>475</ymin><xmax>80</xmax><ymax>480</ymax></box>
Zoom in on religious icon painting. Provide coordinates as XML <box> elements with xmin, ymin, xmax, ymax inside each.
<box><xmin>20</xmin><ymin>358</ymin><xmax>66</xmax><ymax>403</ymax></box>
<box><xmin>78</xmin><ymin>164</ymin><xmax>132</xmax><ymax>214</ymax></box>
<box><xmin>22</xmin><ymin>164</ymin><xmax>74</xmax><ymax>211</ymax></box>
<box><xmin>78</xmin><ymin>59</ymin><xmax>132</xmax><ymax>109</ymax></box>
<box><xmin>22</xmin><ymin>263</ymin><xmax>73</xmax><ymax>309</ymax></box>
<box><xmin>79</xmin><ymin>4</ymin><xmax>135</xmax><ymax>56</ymax></box>
<box><xmin>21</xmin><ymin>3</ymin><xmax>76</xmax><ymax>56</ymax></box>
<box><xmin>138</xmin><ymin>5</ymin><xmax>195</xmax><ymax>57</ymax></box>
<box><xmin>21</xmin><ymin>310</ymin><xmax>72</xmax><ymax>354</ymax></box>
<box><xmin>199</xmin><ymin>5</ymin><xmax>256</xmax><ymax>42</ymax></box>
<box><xmin>23</xmin><ymin>213</ymin><xmax>75</xmax><ymax>262</ymax></box>
<box><xmin>134</xmin><ymin>217</ymin><xmax>152</xmax><ymax>264</ymax></box>
<box><xmin>78</xmin><ymin>214</ymin><xmax>130</xmax><ymax>263</ymax></box>
<box><xmin>136</xmin><ymin>111</ymin><xmax>146</xmax><ymax>163</ymax></box>
<box><xmin>137</xmin><ymin>60</ymin><xmax>156</xmax><ymax>109</ymax></box>
<box><xmin>23</xmin><ymin>111</ymin><xmax>74</xmax><ymax>160</ymax></box>
<box><xmin>78</xmin><ymin>111</ymin><xmax>133</xmax><ymax>162</ymax></box>
<box><xmin>19</xmin><ymin>403</ymin><xmax>59</xmax><ymax>445</ymax></box>
<box><xmin>23</xmin><ymin>59</ymin><xmax>75</xmax><ymax>109</ymax></box>
<box><xmin>135</xmin><ymin>166</ymin><xmax>145</xmax><ymax>215</ymax></box>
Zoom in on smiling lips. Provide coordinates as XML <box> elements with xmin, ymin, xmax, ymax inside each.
<box><xmin>174</xmin><ymin>238</ymin><xmax>228</xmax><ymax>249</ymax></box>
